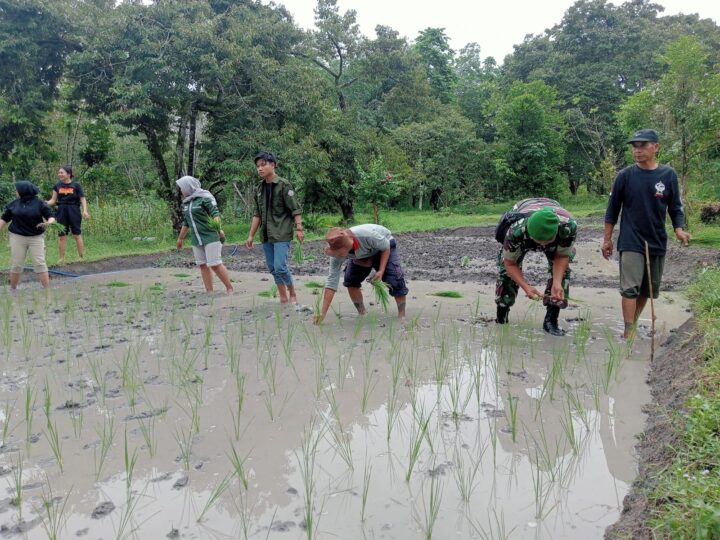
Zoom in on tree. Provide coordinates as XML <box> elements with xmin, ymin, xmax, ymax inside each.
<box><xmin>413</xmin><ymin>28</ymin><xmax>457</xmax><ymax>104</ymax></box>
<box><xmin>495</xmin><ymin>81</ymin><xmax>566</xmax><ymax>200</ymax></box>
<box><xmin>392</xmin><ymin>109</ymin><xmax>488</xmax><ymax>209</ymax></box>
<box><xmin>455</xmin><ymin>43</ymin><xmax>501</xmax><ymax>141</ymax></box>
<box><xmin>0</xmin><ymin>0</ymin><xmax>78</xmax><ymax>176</ymax></box>
<box><xmin>356</xmin><ymin>157</ymin><xmax>402</xmax><ymax>223</ymax></box>
<box><xmin>618</xmin><ymin>36</ymin><xmax>720</xmax><ymax>198</ymax></box>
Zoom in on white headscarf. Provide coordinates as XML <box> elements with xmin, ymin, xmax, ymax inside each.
<box><xmin>176</xmin><ymin>176</ymin><xmax>217</xmax><ymax>205</ymax></box>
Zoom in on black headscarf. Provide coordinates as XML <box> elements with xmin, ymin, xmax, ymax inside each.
<box><xmin>15</xmin><ymin>181</ymin><xmax>40</xmax><ymax>202</ymax></box>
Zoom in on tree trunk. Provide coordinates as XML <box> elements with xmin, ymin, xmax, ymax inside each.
<box><xmin>188</xmin><ymin>101</ymin><xmax>198</xmax><ymax>177</ymax></box>
<box><xmin>429</xmin><ymin>188</ymin><xmax>441</xmax><ymax>211</ymax></box>
<box><xmin>174</xmin><ymin>116</ymin><xmax>188</xmax><ymax>180</ymax></box>
<box><xmin>141</xmin><ymin>126</ymin><xmax>183</xmax><ymax>232</ymax></box>
<box><xmin>372</xmin><ymin>202</ymin><xmax>379</xmax><ymax>224</ymax></box>
<box><xmin>338</xmin><ymin>199</ymin><xmax>354</xmax><ymax>223</ymax></box>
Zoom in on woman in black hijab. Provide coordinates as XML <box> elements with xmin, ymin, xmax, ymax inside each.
<box><xmin>0</xmin><ymin>181</ymin><xmax>56</xmax><ymax>290</ymax></box>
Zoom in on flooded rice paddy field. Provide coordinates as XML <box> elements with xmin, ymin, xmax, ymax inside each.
<box><xmin>0</xmin><ymin>267</ymin><xmax>690</xmax><ymax>539</ymax></box>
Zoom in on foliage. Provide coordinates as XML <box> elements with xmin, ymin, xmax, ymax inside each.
<box><xmin>356</xmin><ymin>157</ymin><xmax>402</xmax><ymax>223</ymax></box>
<box><xmin>494</xmin><ymin>81</ymin><xmax>566</xmax><ymax>199</ymax></box>
<box><xmin>649</xmin><ymin>268</ymin><xmax>720</xmax><ymax>537</ymax></box>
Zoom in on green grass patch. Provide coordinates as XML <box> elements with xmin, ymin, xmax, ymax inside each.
<box><xmin>304</xmin><ymin>281</ymin><xmax>325</xmax><ymax>289</ymax></box>
<box><xmin>649</xmin><ymin>268</ymin><xmax>720</xmax><ymax>538</ymax></box>
<box><xmin>106</xmin><ymin>281</ymin><xmax>130</xmax><ymax>288</ymax></box>
<box><xmin>429</xmin><ymin>291</ymin><xmax>463</xmax><ymax>298</ymax></box>
<box><xmin>172</xmin><ymin>273</ymin><xmax>192</xmax><ymax>278</ymax></box>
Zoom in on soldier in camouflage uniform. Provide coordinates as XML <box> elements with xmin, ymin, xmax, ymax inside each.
<box><xmin>495</xmin><ymin>198</ymin><xmax>577</xmax><ymax>336</ymax></box>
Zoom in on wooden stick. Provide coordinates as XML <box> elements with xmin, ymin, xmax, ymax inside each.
<box><xmin>644</xmin><ymin>240</ymin><xmax>656</xmax><ymax>362</ymax></box>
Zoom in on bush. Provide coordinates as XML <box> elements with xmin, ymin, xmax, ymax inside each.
<box><xmin>700</xmin><ymin>202</ymin><xmax>720</xmax><ymax>224</ymax></box>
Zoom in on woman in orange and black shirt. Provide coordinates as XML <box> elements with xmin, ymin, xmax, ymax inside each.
<box><xmin>46</xmin><ymin>165</ymin><xmax>90</xmax><ymax>263</ymax></box>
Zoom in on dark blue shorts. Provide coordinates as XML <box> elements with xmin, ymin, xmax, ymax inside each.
<box><xmin>55</xmin><ymin>205</ymin><xmax>82</xmax><ymax>236</ymax></box>
<box><xmin>343</xmin><ymin>240</ymin><xmax>409</xmax><ymax>297</ymax></box>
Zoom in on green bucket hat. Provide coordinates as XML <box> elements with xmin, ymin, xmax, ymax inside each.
<box><xmin>527</xmin><ymin>207</ymin><xmax>559</xmax><ymax>241</ymax></box>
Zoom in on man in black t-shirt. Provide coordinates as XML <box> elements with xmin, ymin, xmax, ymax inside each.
<box><xmin>602</xmin><ymin>129</ymin><xmax>692</xmax><ymax>339</ymax></box>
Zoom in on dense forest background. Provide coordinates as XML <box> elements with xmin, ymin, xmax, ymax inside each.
<box><xmin>1</xmin><ymin>0</ymin><xmax>719</xmax><ymax>230</ymax></box>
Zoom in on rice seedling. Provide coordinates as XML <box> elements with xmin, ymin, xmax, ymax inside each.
<box><xmin>371</xmin><ymin>279</ymin><xmax>390</xmax><ymax>313</ymax></box>
<box><xmin>258</xmin><ymin>285</ymin><xmax>278</xmax><ymax>298</ymax></box>
<box><xmin>446</xmin><ymin>364</ymin><xmax>473</xmax><ymax>421</ymax></box>
<box><xmin>174</xmin><ymin>425</ymin><xmax>193</xmax><ymax>471</ymax></box>
<box><xmin>293</xmin><ymin>241</ymin><xmax>305</xmax><ymax>265</ymax></box>
<box><xmin>505</xmin><ymin>392</ymin><xmax>519</xmax><ymax>443</ymax></box>
<box><xmin>414</xmin><ymin>469</ymin><xmax>443</xmax><ymax>540</ymax></box>
<box><xmin>304</xmin><ymin>281</ymin><xmax>325</xmax><ymax>289</ymax></box>
<box><xmin>106</xmin><ymin>281</ymin><xmax>130</xmax><ymax>288</ymax></box>
<box><xmin>45</xmin><ymin>420</ymin><xmax>64</xmax><ymax>472</ymax></box>
<box><xmin>468</xmin><ymin>508</ymin><xmax>516</xmax><ymax>540</ymax></box>
<box><xmin>406</xmin><ymin>405</ymin><xmax>433</xmax><ymax>482</ymax></box>
<box><xmin>559</xmin><ymin>403</ymin><xmax>579</xmax><ymax>455</ymax></box>
<box><xmin>429</xmin><ymin>291</ymin><xmax>463</xmax><ymax>298</ymax></box>
<box><xmin>573</xmin><ymin>309</ymin><xmax>593</xmax><ymax>360</ymax></box>
<box><xmin>452</xmin><ymin>445</ymin><xmax>484</xmax><ymax>503</ymax></box>
<box><xmin>94</xmin><ymin>415</ymin><xmax>116</xmax><ymax>481</ymax></box>
<box><xmin>2</xmin><ymin>399</ymin><xmax>15</xmax><ymax>445</ymax></box>
<box><xmin>295</xmin><ymin>417</ymin><xmax>325</xmax><ymax>540</ymax></box>
<box><xmin>9</xmin><ymin>454</ymin><xmax>24</xmax><ymax>516</ymax></box>
<box><xmin>602</xmin><ymin>328</ymin><xmax>623</xmax><ymax>392</ymax></box>
<box><xmin>325</xmin><ymin>422</ymin><xmax>354</xmax><ymax>471</ymax></box>
<box><xmin>137</xmin><ymin>417</ymin><xmax>157</xmax><ymax>457</ymax></box>
<box><xmin>530</xmin><ymin>449</ymin><xmax>558</xmax><ymax>520</ymax></box>
<box><xmin>24</xmin><ymin>384</ymin><xmax>36</xmax><ymax>445</ymax></box>
<box><xmin>460</xmin><ymin>255</ymin><xmax>470</xmax><ymax>267</ymax></box>
<box><xmin>386</xmin><ymin>390</ymin><xmax>402</xmax><ymax>443</ymax></box>
<box><xmin>360</xmin><ymin>354</ymin><xmax>378</xmax><ymax>415</ymax></box>
<box><xmin>228</xmin><ymin>442</ymin><xmax>250</xmax><ymax>490</ymax></box>
<box><xmin>230</xmin><ymin>372</ymin><xmax>246</xmax><ymax>441</ymax></box>
<box><xmin>197</xmin><ymin>472</ymin><xmax>233</xmax><ymax>522</ymax></box>
<box><xmin>173</xmin><ymin>272</ymin><xmax>192</xmax><ymax>278</ymax></box>
<box><xmin>123</xmin><ymin>429</ymin><xmax>139</xmax><ymax>495</ymax></box>
<box><xmin>35</xmin><ymin>479</ymin><xmax>70</xmax><ymax>540</ymax></box>
<box><xmin>360</xmin><ymin>459</ymin><xmax>372</xmax><ymax>522</ymax></box>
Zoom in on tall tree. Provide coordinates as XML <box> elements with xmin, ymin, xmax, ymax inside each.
<box><xmin>413</xmin><ymin>28</ymin><xmax>457</xmax><ymax>104</ymax></box>
<box><xmin>618</xmin><ymin>36</ymin><xmax>720</xmax><ymax>198</ymax></box>
<box><xmin>0</xmin><ymin>0</ymin><xmax>78</xmax><ymax>176</ymax></box>
<box><xmin>494</xmin><ymin>81</ymin><xmax>566</xmax><ymax>199</ymax></box>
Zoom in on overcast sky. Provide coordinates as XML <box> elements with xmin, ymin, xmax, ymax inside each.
<box><xmin>269</xmin><ymin>0</ymin><xmax>720</xmax><ymax>63</ymax></box>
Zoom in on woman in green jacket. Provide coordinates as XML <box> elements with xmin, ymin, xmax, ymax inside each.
<box><xmin>175</xmin><ymin>176</ymin><xmax>233</xmax><ymax>294</ymax></box>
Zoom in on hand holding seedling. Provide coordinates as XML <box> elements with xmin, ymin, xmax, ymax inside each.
<box><xmin>313</xmin><ymin>313</ymin><xmax>325</xmax><ymax>325</ymax></box>
<box><xmin>524</xmin><ymin>286</ymin><xmax>542</xmax><ymax>300</ymax></box>
<box><xmin>550</xmin><ymin>282</ymin><xmax>564</xmax><ymax>301</ymax></box>
<box><xmin>370</xmin><ymin>270</ymin><xmax>384</xmax><ymax>283</ymax></box>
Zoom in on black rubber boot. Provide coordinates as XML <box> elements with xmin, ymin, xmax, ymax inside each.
<box><xmin>496</xmin><ymin>305</ymin><xmax>509</xmax><ymax>324</ymax></box>
<box><xmin>543</xmin><ymin>306</ymin><xmax>565</xmax><ymax>336</ymax></box>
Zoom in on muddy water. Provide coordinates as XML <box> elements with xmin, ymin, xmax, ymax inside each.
<box><xmin>0</xmin><ymin>268</ymin><xmax>690</xmax><ymax>539</ymax></box>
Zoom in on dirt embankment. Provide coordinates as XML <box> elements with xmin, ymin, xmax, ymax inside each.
<box><xmin>47</xmin><ymin>223</ymin><xmax>720</xmax><ymax>291</ymax></box>
<box><xmin>605</xmin><ymin>318</ymin><xmax>703</xmax><ymax>539</ymax></box>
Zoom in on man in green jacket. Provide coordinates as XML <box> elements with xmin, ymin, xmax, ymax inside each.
<box><xmin>246</xmin><ymin>152</ymin><xmax>304</xmax><ymax>304</ymax></box>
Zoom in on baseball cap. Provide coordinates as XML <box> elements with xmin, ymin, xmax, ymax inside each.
<box><xmin>627</xmin><ymin>129</ymin><xmax>659</xmax><ymax>143</ymax></box>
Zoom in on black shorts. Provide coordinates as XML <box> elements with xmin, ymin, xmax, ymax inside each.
<box><xmin>343</xmin><ymin>240</ymin><xmax>409</xmax><ymax>297</ymax></box>
<box><xmin>55</xmin><ymin>205</ymin><xmax>82</xmax><ymax>236</ymax></box>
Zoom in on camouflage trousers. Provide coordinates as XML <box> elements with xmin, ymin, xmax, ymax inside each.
<box><xmin>495</xmin><ymin>250</ymin><xmax>571</xmax><ymax>309</ymax></box>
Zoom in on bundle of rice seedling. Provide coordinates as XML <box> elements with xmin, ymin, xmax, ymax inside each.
<box><xmin>293</xmin><ymin>241</ymin><xmax>304</xmax><ymax>265</ymax></box>
<box><xmin>207</xmin><ymin>219</ymin><xmax>225</xmax><ymax>243</ymax></box>
<box><xmin>371</xmin><ymin>279</ymin><xmax>390</xmax><ymax>313</ymax></box>
<box><xmin>429</xmin><ymin>291</ymin><xmax>463</xmax><ymax>298</ymax></box>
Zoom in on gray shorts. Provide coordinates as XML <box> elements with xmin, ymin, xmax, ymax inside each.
<box><xmin>619</xmin><ymin>251</ymin><xmax>664</xmax><ymax>299</ymax></box>
<box><xmin>192</xmin><ymin>241</ymin><xmax>223</xmax><ymax>267</ymax></box>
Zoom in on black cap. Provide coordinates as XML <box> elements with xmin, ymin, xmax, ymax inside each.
<box><xmin>254</xmin><ymin>151</ymin><xmax>277</xmax><ymax>164</ymax></box>
<box><xmin>627</xmin><ymin>129</ymin><xmax>659</xmax><ymax>143</ymax></box>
